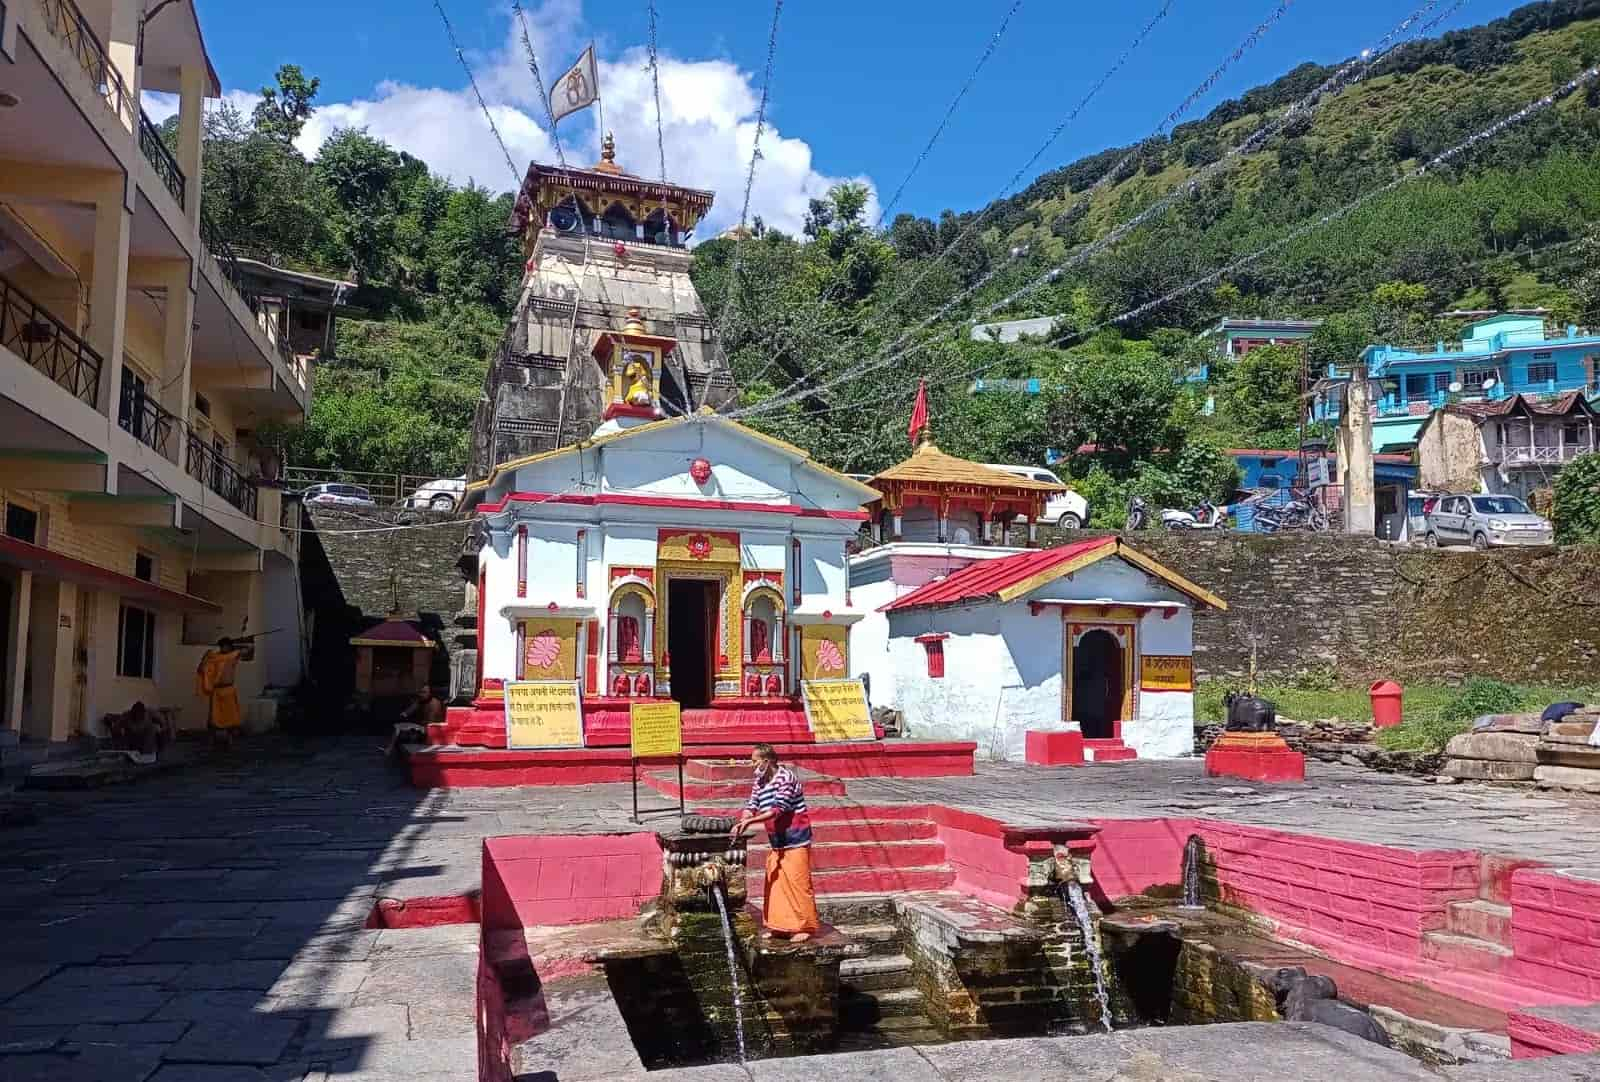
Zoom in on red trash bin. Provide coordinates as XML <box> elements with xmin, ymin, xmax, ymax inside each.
<box><xmin>1370</xmin><ymin>680</ymin><xmax>1403</xmax><ymax>728</ymax></box>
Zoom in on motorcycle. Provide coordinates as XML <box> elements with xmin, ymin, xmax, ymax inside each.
<box><xmin>1127</xmin><ymin>495</ymin><xmax>1150</xmax><ymax>531</ymax></box>
<box><xmin>1160</xmin><ymin>501</ymin><xmax>1227</xmax><ymax>531</ymax></box>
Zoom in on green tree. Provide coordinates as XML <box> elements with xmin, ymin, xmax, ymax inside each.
<box><xmin>1218</xmin><ymin>344</ymin><xmax>1304</xmax><ymax>447</ymax></box>
<box><xmin>1046</xmin><ymin>346</ymin><xmax>1183</xmax><ymax>469</ymax></box>
<box><xmin>1553</xmin><ymin>451</ymin><xmax>1600</xmax><ymax>544</ymax></box>
<box><xmin>253</xmin><ymin>65</ymin><xmax>320</xmax><ymax>144</ymax></box>
<box><xmin>314</xmin><ymin>129</ymin><xmax>404</xmax><ymax>283</ymax></box>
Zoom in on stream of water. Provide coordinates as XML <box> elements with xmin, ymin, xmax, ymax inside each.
<box><xmin>1179</xmin><ymin>835</ymin><xmax>1205</xmax><ymax>910</ymax></box>
<box><xmin>709</xmin><ymin>885</ymin><xmax>749</xmax><ymax>1064</ymax></box>
<box><xmin>1064</xmin><ymin>880</ymin><xmax>1114</xmax><ymax>1033</ymax></box>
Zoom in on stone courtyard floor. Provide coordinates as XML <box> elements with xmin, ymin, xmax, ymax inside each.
<box><xmin>5</xmin><ymin>734</ymin><xmax>1600</xmax><ymax>1081</ymax></box>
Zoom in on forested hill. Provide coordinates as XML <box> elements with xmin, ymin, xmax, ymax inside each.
<box><xmin>215</xmin><ymin>3</ymin><xmax>1600</xmax><ymax>528</ymax></box>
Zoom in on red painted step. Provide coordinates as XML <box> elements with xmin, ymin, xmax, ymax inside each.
<box><xmin>746</xmin><ymin>840</ymin><xmax>948</xmax><ymax>872</ymax></box>
<box><xmin>645</xmin><ymin>769</ymin><xmax>849</xmax><ymax>801</ymax></box>
<box><xmin>693</xmin><ymin>803</ymin><xmax>935</xmax><ymax>822</ymax></box>
<box><xmin>1421</xmin><ymin>931</ymin><xmax>1511</xmax><ymax>974</ymax></box>
<box><xmin>684</xmin><ymin>759</ymin><xmax>750</xmax><ymax>781</ymax></box>
<box><xmin>1445</xmin><ymin>900</ymin><xmax>1513</xmax><ymax>948</ymax></box>
<box><xmin>749</xmin><ymin>865</ymin><xmax>956</xmax><ymax>896</ymax></box>
<box><xmin>1083</xmin><ymin>738</ymin><xmax>1137</xmax><ymax>763</ymax></box>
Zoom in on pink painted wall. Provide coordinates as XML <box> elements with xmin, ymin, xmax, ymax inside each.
<box><xmin>482</xmin><ymin>833</ymin><xmax>661</xmax><ymax>930</ymax></box>
<box><xmin>1509</xmin><ymin>869</ymin><xmax>1600</xmax><ymax>1002</ymax></box>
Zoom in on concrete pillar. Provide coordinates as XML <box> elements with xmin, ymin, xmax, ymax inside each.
<box><xmin>154</xmin><ymin>261</ymin><xmax>194</xmax><ymax>424</ymax></box>
<box><xmin>177</xmin><ymin>64</ymin><xmax>205</xmax><ymax>225</ymax></box>
<box><xmin>1342</xmin><ymin>378</ymin><xmax>1376</xmax><ymax>536</ymax></box>
<box><xmin>6</xmin><ymin>571</ymin><xmax>31</xmax><ymax>730</ymax></box>
<box><xmin>107</xmin><ymin>0</ymin><xmax>141</xmax><ymax>132</ymax></box>
<box><xmin>24</xmin><ymin>580</ymin><xmax>77</xmax><ymax>742</ymax></box>
<box><xmin>88</xmin><ymin>177</ymin><xmax>131</xmax><ymax>426</ymax></box>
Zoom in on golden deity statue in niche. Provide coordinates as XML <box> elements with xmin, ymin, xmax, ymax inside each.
<box><xmin>622</xmin><ymin>353</ymin><xmax>654</xmax><ymax>406</ymax></box>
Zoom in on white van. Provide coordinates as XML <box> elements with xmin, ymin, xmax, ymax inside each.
<box><xmin>983</xmin><ymin>464</ymin><xmax>1090</xmax><ymax>529</ymax></box>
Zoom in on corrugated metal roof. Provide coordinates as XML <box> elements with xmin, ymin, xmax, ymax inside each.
<box><xmin>880</xmin><ymin>538</ymin><xmax>1114</xmax><ymax>612</ymax></box>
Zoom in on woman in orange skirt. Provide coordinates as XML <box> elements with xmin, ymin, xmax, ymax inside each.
<box><xmin>732</xmin><ymin>743</ymin><xmax>819</xmax><ymax>941</ymax></box>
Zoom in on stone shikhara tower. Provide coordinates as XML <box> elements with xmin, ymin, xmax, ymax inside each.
<box><xmin>467</xmin><ymin>135</ymin><xmax>739</xmax><ymax>480</ymax></box>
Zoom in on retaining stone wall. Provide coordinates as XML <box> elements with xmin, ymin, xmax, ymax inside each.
<box><xmin>1091</xmin><ymin>533</ymin><xmax>1600</xmax><ymax>685</ymax></box>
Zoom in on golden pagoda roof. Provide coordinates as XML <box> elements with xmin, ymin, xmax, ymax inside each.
<box><xmin>867</xmin><ymin>442</ymin><xmax>1065</xmax><ymax>494</ymax></box>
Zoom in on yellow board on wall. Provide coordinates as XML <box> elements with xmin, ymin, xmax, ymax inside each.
<box><xmin>521</xmin><ymin>619</ymin><xmax>578</xmax><ymax>679</ymax></box>
<box><xmin>801</xmin><ymin>679</ymin><xmax>874</xmax><ymax>743</ymax></box>
<box><xmin>630</xmin><ymin>701</ymin><xmax>682</xmax><ymax>758</ymax></box>
<box><xmin>1141</xmin><ymin>655</ymin><xmax>1194</xmax><ymax>692</ymax></box>
<box><xmin>505</xmin><ymin>679</ymin><xmax>584</xmax><ymax>749</ymax></box>
<box><xmin>799</xmin><ymin>625</ymin><xmax>850</xmax><ymax>681</ymax></box>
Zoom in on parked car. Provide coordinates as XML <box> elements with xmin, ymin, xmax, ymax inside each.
<box><xmin>403</xmin><ymin>476</ymin><xmax>466</xmax><ymax>511</ymax></box>
<box><xmin>1424</xmin><ymin>493</ymin><xmax>1553</xmax><ymax>549</ymax></box>
<box><xmin>302</xmin><ymin>482</ymin><xmax>376</xmax><ymax>507</ymax></box>
<box><xmin>983</xmin><ymin>464</ymin><xmax>1091</xmax><ymax>529</ymax></box>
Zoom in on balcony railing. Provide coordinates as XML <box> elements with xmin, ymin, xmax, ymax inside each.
<box><xmin>1500</xmin><ymin>444</ymin><xmax>1588</xmax><ymax>466</ymax></box>
<box><xmin>185</xmin><ymin>431</ymin><xmax>259</xmax><ymax>518</ymax></box>
<box><xmin>138</xmin><ymin>108</ymin><xmax>186</xmax><ymax>207</ymax></box>
<box><xmin>36</xmin><ymin>0</ymin><xmax>135</xmax><ymax>131</ymax></box>
<box><xmin>0</xmin><ymin>273</ymin><xmax>103</xmax><ymax>409</ymax></box>
<box><xmin>117</xmin><ymin>385</ymin><xmax>179</xmax><ymax>462</ymax></box>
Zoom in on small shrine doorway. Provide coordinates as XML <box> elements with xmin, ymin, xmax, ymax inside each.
<box><xmin>1071</xmin><ymin>627</ymin><xmax>1124</xmax><ymax>739</ymax></box>
<box><xmin>667</xmin><ymin>579</ymin><xmax>718</xmax><ymax>708</ymax></box>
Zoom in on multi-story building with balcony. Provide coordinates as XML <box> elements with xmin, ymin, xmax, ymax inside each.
<box><xmin>1314</xmin><ymin>314</ymin><xmax>1600</xmax><ymax>454</ymax></box>
<box><xmin>0</xmin><ymin>0</ymin><xmax>316</xmax><ymax>744</ymax></box>
<box><xmin>1414</xmin><ymin>391</ymin><xmax>1600</xmax><ymax>502</ymax></box>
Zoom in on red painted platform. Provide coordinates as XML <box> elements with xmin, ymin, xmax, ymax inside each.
<box><xmin>1084</xmin><ymin>737</ymin><xmax>1138</xmax><ymax>763</ymax></box>
<box><xmin>1204</xmin><ymin>731</ymin><xmax>1305</xmax><ymax>782</ymax></box>
<box><xmin>407</xmin><ymin>739</ymin><xmax>976</xmax><ymax>788</ymax></box>
<box><xmin>1025</xmin><ymin>729</ymin><xmax>1085</xmax><ymax>766</ymax></box>
<box><xmin>432</xmin><ymin>697</ymin><xmax>819</xmax><ymax>749</ymax></box>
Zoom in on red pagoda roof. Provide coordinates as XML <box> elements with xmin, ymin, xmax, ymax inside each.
<box><xmin>349</xmin><ymin>618</ymin><xmax>435</xmax><ymax>649</ymax></box>
<box><xmin>880</xmin><ymin>537</ymin><xmax>1226</xmax><ymax>612</ymax></box>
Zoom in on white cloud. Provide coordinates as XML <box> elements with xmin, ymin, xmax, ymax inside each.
<box><xmin>218</xmin><ymin>1</ymin><xmax>873</xmax><ymax>238</ymax></box>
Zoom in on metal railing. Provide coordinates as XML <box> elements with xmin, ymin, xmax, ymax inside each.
<box><xmin>36</xmin><ymin>0</ymin><xmax>135</xmax><ymax>131</ymax></box>
<box><xmin>117</xmin><ymin>384</ymin><xmax>180</xmax><ymax>462</ymax></box>
<box><xmin>0</xmin><ymin>273</ymin><xmax>103</xmax><ymax>408</ymax></box>
<box><xmin>283</xmin><ymin>465</ymin><xmax>461</xmax><ymax>507</ymax></box>
<box><xmin>185</xmin><ymin>431</ymin><xmax>258</xmax><ymax>518</ymax></box>
<box><xmin>198</xmin><ymin>212</ymin><xmax>301</xmax><ymax>377</ymax></box>
<box><xmin>138</xmin><ymin>108</ymin><xmax>186</xmax><ymax>207</ymax></box>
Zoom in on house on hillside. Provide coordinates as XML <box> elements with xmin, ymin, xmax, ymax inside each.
<box><xmin>1414</xmin><ymin>392</ymin><xmax>1600</xmax><ymax>501</ymax></box>
<box><xmin>1191</xmin><ymin>317</ymin><xmax>1322</xmax><ymax>382</ymax></box>
<box><xmin>1315</xmin><ymin>314</ymin><xmax>1600</xmax><ymax>455</ymax></box>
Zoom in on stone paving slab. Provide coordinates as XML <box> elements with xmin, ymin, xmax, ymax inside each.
<box><xmin>163</xmin><ymin>1016</ymin><xmax>300</xmax><ymax>1066</ymax></box>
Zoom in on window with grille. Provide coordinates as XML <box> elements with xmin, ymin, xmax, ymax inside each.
<box><xmin>1529</xmin><ymin>362</ymin><xmax>1558</xmax><ymax>384</ymax></box>
<box><xmin>916</xmin><ymin>634</ymin><xmax>948</xmax><ymax>678</ymax></box>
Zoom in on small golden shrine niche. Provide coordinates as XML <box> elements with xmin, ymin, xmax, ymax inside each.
<box><xmin>592</xmin><ymin>308</ymin><xmax>679</xmax><ymax>421</ymax></box>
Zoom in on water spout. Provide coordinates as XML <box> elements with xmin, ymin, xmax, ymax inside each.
<box><xmin>708</xmin><ymin>883</ymin><xmax>749</xmax><ymax>1064</ymax></box>
<box><xmin>1179</xmin><ymin>835</ymin><xmax>1204</xmax><ymax>911</ymax></box>
<box><xmin>1063</xmin><ymin>880</ymin><xmax>1113</xmax><ymax>1033</ymax></box>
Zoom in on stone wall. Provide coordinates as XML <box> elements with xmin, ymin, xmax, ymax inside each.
<box><xmin>1094</xmin><ymin>533</ymin><xmax>1600</xmax><ymax>684</ymax></box>
<box><xmin>301</xmin><ymin>508</ymin><xmax>475</xmax><ymax>706</ymax></box>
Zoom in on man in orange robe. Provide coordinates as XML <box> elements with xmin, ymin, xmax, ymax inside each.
<box><xmin>196</xmin><ymin>638</ymin><xmax>246</xmax><ymax>746</ymax></box>
<box><xmin>732</xmin><ymin>743</ymin><xmax>819</xmax><ymax>941</ymax></box>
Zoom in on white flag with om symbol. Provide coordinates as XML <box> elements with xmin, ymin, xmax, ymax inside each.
<box><xmin>549</xmin><ymin>44</ymin><xmax>599</xmax><ymax>124</ymax></box>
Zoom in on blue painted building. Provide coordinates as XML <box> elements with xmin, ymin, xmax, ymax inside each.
<box><xmin>1225</xmin><ymin>449</ymin><xmax>1418</xmax><ymax>537</ymax></box>
<box><xmin>1314</xmin><ymin>314</ymin><xmax>1600</xmax><ymax>453</ymax></box>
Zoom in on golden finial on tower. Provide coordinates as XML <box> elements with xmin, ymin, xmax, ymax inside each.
<box><xmin>595</xmin><ymin>131</ymin><xmax>622</xmax><ymax>174</ymax></box>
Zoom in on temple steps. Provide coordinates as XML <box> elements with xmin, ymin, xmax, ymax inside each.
<box><xmin>644</xmin><ymin>766</ymin><xmax>849</xmax><ymax>801</ymax></box>
<box><xmin>1421</xmin><ymin>930</ymin><xmax>1512</xmax><ymax>974</ymax></box>
<box><xmin>1445</xmin><ymin>899</ymin><xmax>1513</xmax><ymax>948</ymax></box>
<box><xmin>748</xmin><ymin>863</ymin><xmax>956</xmax><ymax>897</ymax></box>
<box><xmin>840</xmin><ymin>952</ymin><xmax>916</xmax><ymax>992</ymax></box>
<box><xmin>745</xmin><ymin>839</ymin><xmax>949</xmax><ymax>873</ymax></box>
<box><xmin>1084</xmin><ymin>738</ymin><xmax>1138</xmax><ymax>763</ymax></box>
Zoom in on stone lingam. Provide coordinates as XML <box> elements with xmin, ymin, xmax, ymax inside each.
<box><xmin>610</xmin><ymin>820</ymin><xmax>861</xmax><ymax>1065</ymax></box>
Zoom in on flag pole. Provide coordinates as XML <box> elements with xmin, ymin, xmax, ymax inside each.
<box><xmin>596</xmin><ymin>93</ymin><xmax>605</xmax><ymax>162</ymax></box>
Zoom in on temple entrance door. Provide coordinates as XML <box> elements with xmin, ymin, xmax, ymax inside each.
<box><xmin>667</xmin><ymin>579</ymin><xmax>718</xmax><ymax>708</ymax></box>
<box><xmin>1071</xmin><ymin>629</ymin><xmax>1123</xmax><ymax>739</ymax></box>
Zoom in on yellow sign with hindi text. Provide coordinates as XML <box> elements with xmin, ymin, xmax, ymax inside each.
<box><xmin>504</xmin><ymin>680</ymin><xmax>584</xmax><ymax>749</ymax></box>
<box><xmin>1141</xmin><ymin>655</ymin><xmax>1194</xmax><ymax>692</ymax></box>
<box><xmin>801</xmin><ymin>679</ymin><xmax>874</xmax><ymax>743</ymax></box>
<box><xmin>630</xmin><ymin>701</ymin><xmax>683</xmax><ymax>759</ymax></box>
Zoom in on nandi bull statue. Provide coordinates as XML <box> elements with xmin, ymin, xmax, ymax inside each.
<box><xmin>1222</xmin><ymin>691</ymin><xmax>1278</xmax><ymax>733</ymax></box>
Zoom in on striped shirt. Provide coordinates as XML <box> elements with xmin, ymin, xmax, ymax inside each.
<box><xmin>745</xmin><ymin>765</ymin><xmax>813</xmax><ymax>849</ymax></box>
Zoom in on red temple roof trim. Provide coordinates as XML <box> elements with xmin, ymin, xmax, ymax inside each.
<box><xmin>880</xmin><ymin>537</ymin><xmax>1226</xmax><ymax>613</ymax></box>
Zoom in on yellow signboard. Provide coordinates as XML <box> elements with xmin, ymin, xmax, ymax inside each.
<box><xmin>630</xmin><ymin>701</ymin><xmax>683</xmax><ymax>759</ymax></box>
<box><xmin>504</xmin><ymin>680</ymin><xmax>584</xmax><ymax>749</ymax></box>
<box><xmin>801</xmin><ymin>679</ymin><xmax>875</xmax><ymax>743</ymax></box>
<box><xmin>1141</xmin><ymin>655</ymin><xmax>1194</xmax><ymax>692</ymax></box>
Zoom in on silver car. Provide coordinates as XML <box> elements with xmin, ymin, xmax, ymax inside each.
<box><xmin>1424</xmin><ymin>493</ymin><xmax>1553</xmax><ymax>549</ymax></box>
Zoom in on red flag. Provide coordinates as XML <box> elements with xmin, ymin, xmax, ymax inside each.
<box><xmin>907</xmin><ymin>379</ymin><xmax>929</xmax><ymax>446</ymax></box>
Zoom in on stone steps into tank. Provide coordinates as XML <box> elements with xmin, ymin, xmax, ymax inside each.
<box><xmin>745</xmin><ymin>839</ymin><xmax>949</xmax><ymax>873</ymax></box>
<box><xmin>829</xmin><ymin>920</ymin><xmax>901</xmax><ymax>957</ymax></box>
<box><xmin>839</xmin><ymin>986</ymin><xmax>928</xmax><ymax>1024</ymax></box>
<box><xmin>839</xmin><ymin>952</ymin><xmax>916</xmax><ymax>992</ymax></box>
<box><xmin>1445</xmin><ymin>899</ymin><xmax>1513</xmax><ymax>948</ymax></box>
<box><xmin>1421</xmin><ymin>930</ymin><xmax>1512</xmax><ymax>974</ymax></box>
<box><xmin>747</xmin><ymin>863</ymin><xmax>956</xmax><ymax>897</ymax></box>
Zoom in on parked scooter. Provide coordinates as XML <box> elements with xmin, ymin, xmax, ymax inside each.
<box><xmin>1160</xmin><ymin>501</ymin><xmax>1227</xmax><ymax>531</ymax></box>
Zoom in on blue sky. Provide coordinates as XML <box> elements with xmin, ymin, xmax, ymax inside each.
<box><xmin>185</xmin><ymin>0</ymin><xmax>1515</xmax><ymax>234</ymax></box>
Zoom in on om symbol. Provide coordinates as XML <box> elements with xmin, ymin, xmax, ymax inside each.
<box><xmin>563</xmin><ymin>71</ymin><xmax>590</xmax><ymax>106</ymax></box>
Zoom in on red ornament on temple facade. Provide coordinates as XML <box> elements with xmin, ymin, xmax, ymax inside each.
<box><xmin>690</xmin><ymin>457</ymin><xmax>712</xmax><ymax>485</ymax></box>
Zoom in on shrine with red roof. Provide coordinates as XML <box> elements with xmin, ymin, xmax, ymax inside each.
<box><xmin>848</xmin><ymin>389</ymin><xmax>1227</xmax><ymax>764</ymax></box>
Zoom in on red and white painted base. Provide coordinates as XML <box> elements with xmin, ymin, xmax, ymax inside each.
<box><xmin>1204</xmin><ymin>730</ymin><xmax>1305</xmax><ymax>783</ymax></box>
<box><xmin>1084</xmin><ymin>737</ymin><xmax>1138</xmax><ymax>763</ymax></box>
